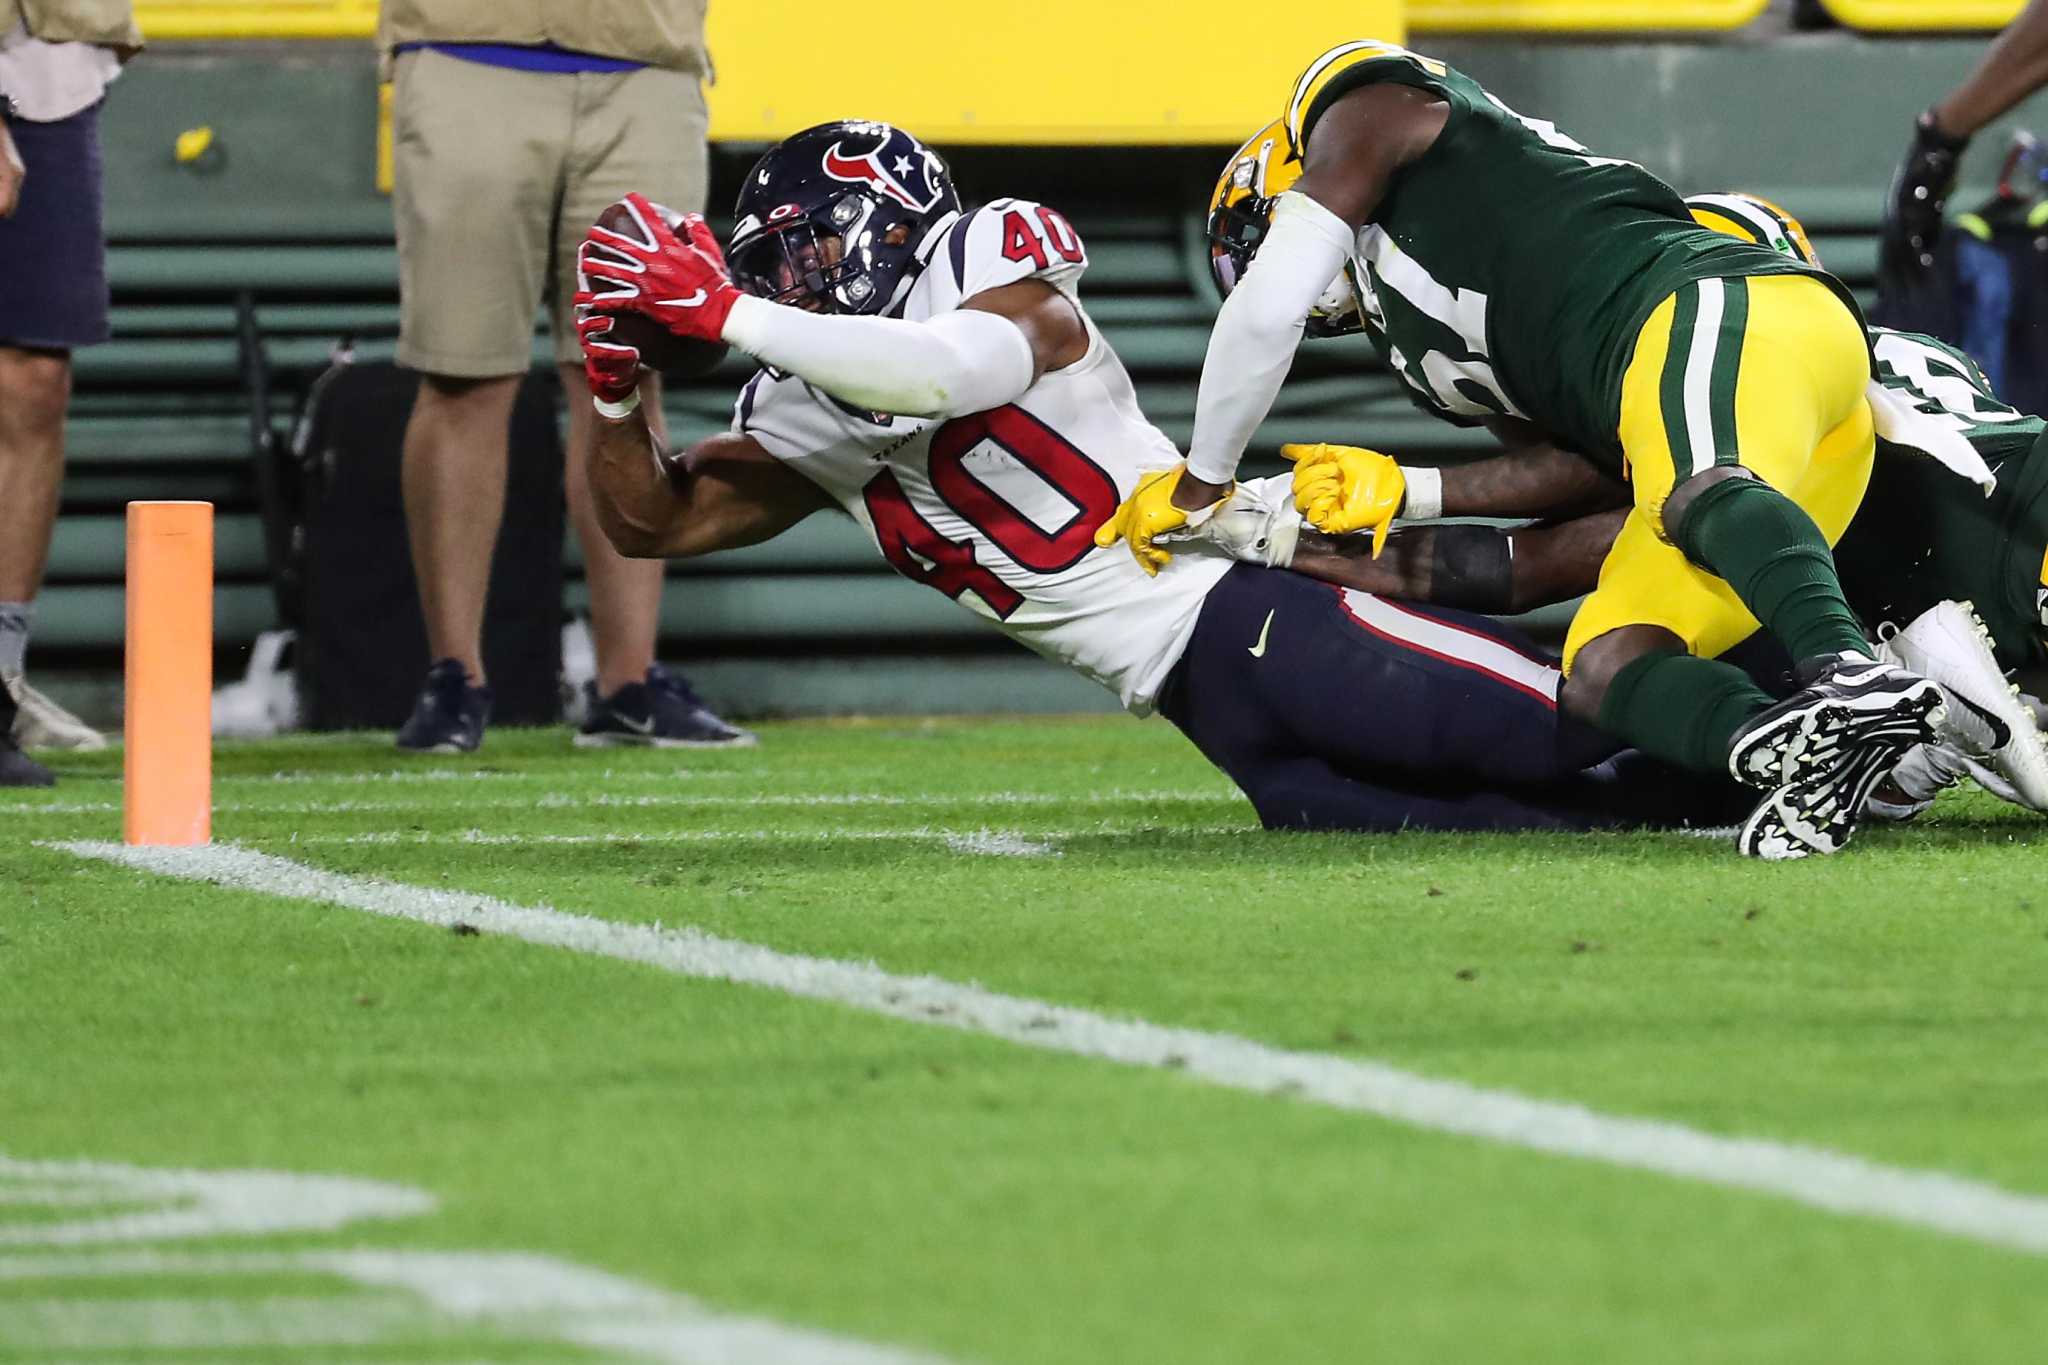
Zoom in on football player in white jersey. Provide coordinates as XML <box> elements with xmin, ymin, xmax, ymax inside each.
<box><xmin>570</xmin><ymin>120</ymin><xmax>1744</xmax><ymax>834</ymax></box>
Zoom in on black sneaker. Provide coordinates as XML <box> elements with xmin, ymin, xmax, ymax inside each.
<box><xmin>0</xmin><ymin>693</ymin><xmax>54</xmax><ymax>787</ymax></box>
<box><xmin>395</xmin><ymin>659</ymin><xmax>493</xmax><ymax>754</ymax></box>
<box><xmin>576</xmin><ymin>664</ymin><xmax>756</xmax><ymax>749</ymax></box>
<box><xmin>1726</xmin><ymin>650</ymin><xmax>1946</xmax><ymax>789</ymax></box>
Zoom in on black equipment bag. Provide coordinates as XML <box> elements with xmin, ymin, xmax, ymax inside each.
<box><xmin>289</xmin><ymin>359</ymin><xmax>565</xmax><ymax>730</ymax></box>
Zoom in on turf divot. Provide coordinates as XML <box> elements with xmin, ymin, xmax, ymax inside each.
<box><xmin>52</xmin><ymin>839</ymin><xmax>2048</xmax><ymax>1261</ymax></box>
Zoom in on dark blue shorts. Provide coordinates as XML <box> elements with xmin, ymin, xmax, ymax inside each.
<box><xmin>1159</xmin><ymin>564</ymin><xmax>1747</xmax><ymax>833</ymax></box>
<box><xmin>0</xmin><ymin>101</ymin><xmax>110</xmax><ymax>350</ymax></box>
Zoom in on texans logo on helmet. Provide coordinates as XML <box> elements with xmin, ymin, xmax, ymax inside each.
<box><xmin>821</xmin><ymin>140</ymin><xmax>945</xmax><ymax>213</ymax></box>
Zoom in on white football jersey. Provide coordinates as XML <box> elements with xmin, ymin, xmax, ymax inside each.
<box><xmin>735</xmin><ymin>198</ymin><xmax>1230</xmax><ymax>711</ymax></box>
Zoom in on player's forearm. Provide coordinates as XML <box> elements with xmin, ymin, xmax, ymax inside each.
<box><xmin>721</xmin><ymin>296</ymin><xmax>1033</xmax><ymax>419</ymax></box>
<box><xmin>588</xmin><ymin>409</ymin><xmax>684</xmax><ymax>559</ymax></box>
<box><xmin>1185</xmin><ymin>192</ymin><xmax>1353</xmax><ymax>485</ymax></box>
<box><xmin>1935</xmin><ymin>0</ymin><xmax>2048</xmax><ymax>138</ymax></box>
<box><xmin>1438</xmin><ymin>444</ymin><xmax>1626</xmax><ymax>518</ymax></box>
<box><xmin>1502</xmin><ymin>510</ymin><xmax>1625</xmax><ymax>610</ymax></box>
<box><xmin>1291</xmin><ymin>525</ymin><xmax>1442</xmax><ymax>600</ymax></box>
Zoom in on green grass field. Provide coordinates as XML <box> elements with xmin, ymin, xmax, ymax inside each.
<box><xmin>5</xmin><ymin>715</ymin><xmax>2047</xmax><ymax>1362</ymax></box>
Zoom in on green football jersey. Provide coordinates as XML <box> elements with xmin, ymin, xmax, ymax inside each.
<box><xmin>1286</xmin><ymin>41</ymin><xmax>1864</xmax><ymax>472</ymax></box>
<box><xmin>1833</xmin><ymin>328</ymin><xmax>2048</xmax><ymax>668</ymax></box>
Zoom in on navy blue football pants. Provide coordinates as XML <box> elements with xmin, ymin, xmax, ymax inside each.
<box><xmin>1157</xmin><ymin>565</ymin><xmax>1747</xmax><ymax>833</ymax></box>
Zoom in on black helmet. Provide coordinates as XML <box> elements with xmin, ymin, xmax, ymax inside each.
<box><xmin>728</xmin><ymin>120</ymin><xmax>961</xmax><ymax>316</ymax></box>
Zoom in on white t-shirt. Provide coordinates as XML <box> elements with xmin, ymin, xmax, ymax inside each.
<box><xmin>0</xmin><ymin>21</ymin><xmax>121</xmax><ymax>123</ymax></box>
<box><xmin>736</xmin><ymin>198</ymin><xmax>1231</xmax><ymax>712</ymax></box>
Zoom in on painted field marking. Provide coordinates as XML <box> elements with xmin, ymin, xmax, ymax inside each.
<box><xmin>0</xmin><ymin>1157</ymin><xmax>430</xmax><ymax>1246</ymax></box>
<box><xmin>218</xmin><ymin>767</ymin><xmax>749</xmax><ymax>786</ymax></box>
<box><xmin>288</xmin><ymin>825</ymin><xmax>1227</xmax><ymax>851</ymax></box>
<box><xmin>4</xmin><ymin>787</ymin><xmax>1245</xmax><ymax>818</ymax></box>
<box><xmin>55</xmin><ymin>841</ymin><xmax>2048</xmax><ymax>1259</ymax></box>
<box><xmin>0</xmin><ymin>1156</ymin><xmax>944</xmax><ymax>1363</ymax></box>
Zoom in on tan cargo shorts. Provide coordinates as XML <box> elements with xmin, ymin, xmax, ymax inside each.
<box><xmin>391</xmin><ymin>46</ymin><xmax>710</xmax><ymax>376</ymax></box>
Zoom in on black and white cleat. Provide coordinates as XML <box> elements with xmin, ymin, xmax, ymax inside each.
<box><xmin>1727</xmin><ymin>650</ymin><xmax>1946</xmax><ymax>790</ymax></box>
<box><xmin>1739</xmin><ymin>741</ymin><xmax>1904</xmax><ymax>860</ymax></box>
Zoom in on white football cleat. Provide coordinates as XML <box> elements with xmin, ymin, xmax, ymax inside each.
<box><xmin>5</xmin><ymin>674</ymin><xmax>107</xmax><ymax>752</ymax></box>
<box><xmin>1874</xmin><ymin>600</ymin><xmax>2048</xmax><ymax>811</ymax></box>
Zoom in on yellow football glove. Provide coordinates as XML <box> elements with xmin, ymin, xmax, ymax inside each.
<box><xmin>1092</xmin><ymin>464</ymin><xmax>1227</xmax><ymax>577</ymax></box>
<box><xmin>1282</xmin><ymin>442</ymin><xmax>1406</xmax><ymax>557</ymax></box>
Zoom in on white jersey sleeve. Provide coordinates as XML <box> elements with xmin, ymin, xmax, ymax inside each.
<box><xmin>918</xmin><ymin>198</ymin><xmax>1089</xmax><ymax>311</ymax></box>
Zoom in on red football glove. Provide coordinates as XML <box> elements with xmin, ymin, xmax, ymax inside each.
<box><xmin>580</xmin><ymin>193</ymin><xmax>741</xmax><ymax>343</ymax></box>
<box><xmin>573</xmin><ymin>293</ymin><xmax>641</xmax><ymax>406</ymax></box>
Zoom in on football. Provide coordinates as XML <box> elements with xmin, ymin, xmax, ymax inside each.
<box><xmin>591</xmin><ymin>198</ymin><xmax>731</xmax><ymax>380</ymax></box>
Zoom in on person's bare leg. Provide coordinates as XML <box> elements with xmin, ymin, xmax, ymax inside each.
<box><xmin>402</xmin><ymin>372</ymin><xmax>521</xmax><ymax>685</ymax></box>
<box><xmin>560</xmin><ymin>361</ymin><xmax>665</xmax><ymax>697</ymax></box>
<box><xmin>0</xmin><ymin>345</ymin><xmax>70</xmax><ymax>606</ymax></box>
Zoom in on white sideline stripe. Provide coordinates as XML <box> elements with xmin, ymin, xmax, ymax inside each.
<box><xmin>293</xmin><ymin>826</ymin><xmax>1188</xmax><ymax>850</ymax></box>
<box><xmin>221</xmin><ymin>769</ymin><xmax>748</xmax><ymax>787</ymax></box>
<box><xmin>3</xmin><ymin>787</ymin><xmax>1245</xmax><ymax>818</ymax></box>
<box><xmin>54</xmin><ymin>841</ymin><xmax>2048</xmax><ymax>1259</ymax></box>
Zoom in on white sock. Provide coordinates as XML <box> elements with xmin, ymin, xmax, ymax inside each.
<box><xmin>0</xmin><ymin>601</ymin><xmax>33</xmax><ymax>678</ymax></box>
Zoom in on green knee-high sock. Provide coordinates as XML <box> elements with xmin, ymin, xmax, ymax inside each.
<box><xmin>1672</xmin><ymin>476</ymin><xmax>1869</xmax><ymax>661</ymax></box>
<box><xmin>1598</xmin><ymin>650</ymin><xmax>1777</xmax><ymax>775</ymax></box>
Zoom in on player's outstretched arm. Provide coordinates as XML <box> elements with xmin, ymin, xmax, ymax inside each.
<box><xmin>577</xmin><ymin>196</ymin><xmax>1085</xmax><ymax>420</ymax></box>
<box><xmin>1178</xmin><ymin>86</ymin><xmax>1448</xmax><ymax>507</ymax></box>
<box><xmin>587</xmin><ymin>417</ymin><xmax>832</xmax><ymax>561</ymax></box>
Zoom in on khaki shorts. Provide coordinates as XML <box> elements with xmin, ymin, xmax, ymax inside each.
<box><xmin>391</xmin><ymin>47</ymin><xmax>709</xmax><ymax>376</ymax></box>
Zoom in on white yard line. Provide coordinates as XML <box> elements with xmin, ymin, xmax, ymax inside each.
<box><xmin>53</xmin><ymin>841</ymin><xmax>2048</xmax><ymax>1259</ymax></box>
<box><xmin>288</xmin><ymin>825</ymin><xmax>1221</xmax><ymax>851</ymax></box>
<box><xmin>6</xmin><ymin>788</ymin><xmax>1244</xmax><ymax>818</ymax></box>
<box><xmin>217</xmin><ymin>768</ymin><xmax>749</xmax><ymax>786</ymax></box>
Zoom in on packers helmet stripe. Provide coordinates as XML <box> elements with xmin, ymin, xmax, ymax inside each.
<box><xmin>1285</xmin><ymin>40</ymin><xmax>1446</xmax><ymax>154</ymax></box>
<box><xmin>1684</xmin><ymin>192</ymin><xmax>1820</xmax><ymax>267</ymax></box>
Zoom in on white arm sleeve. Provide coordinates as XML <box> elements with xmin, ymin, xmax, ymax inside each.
<box><xmin>1185</xmin><ymin>191</ymin><xmax>1356</xmax><ymax>485</ymax></box>
<box><xmin>721</xmin><ymin>294</ymin><xmax>1036</xmax><ymax>420</ymax></box>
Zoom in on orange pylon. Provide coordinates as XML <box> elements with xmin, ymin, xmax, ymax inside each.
<box><xmin>124</xmin><ymin>501</ymin><xmax>213</xmax><ymax>846</ymax></box>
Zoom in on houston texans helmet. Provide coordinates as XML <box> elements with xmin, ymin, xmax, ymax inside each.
<box><xmin>728</xmin><ymin>120</ymin><xmax>961</xmax><ymax>316</ymax></box>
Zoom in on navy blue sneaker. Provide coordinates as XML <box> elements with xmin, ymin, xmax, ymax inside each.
<box><xmin>395</xmin><ymin>659</ymin><xmax>493</xmax><ymax>754</ymax></box>
<box><xmin>0</xmin><ymin>693</ymin><xmax>53</xmax><ymax>787</ymax></box>
<box><xmin>576</xmin><ymin>664</ymin><xmax>756</xmax><ymax>749</ymax></box>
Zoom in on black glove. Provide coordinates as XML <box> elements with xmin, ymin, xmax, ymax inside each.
<box><xmin>1880</xmin><ymin>109</ymin><xmax>1971</xmax><ymax>290</ymax></box>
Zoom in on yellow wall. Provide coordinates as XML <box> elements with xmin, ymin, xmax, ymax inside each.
<box><xmin>704</xmin><ymin>3</ymin><xmax>1403</xmax><ymax>144</ymax></box>
<box><xmin>1815</xmin><ymin>0</ymin><xmax>2021</xmax><ymax>29</ymax></box>
<box><xmin>1408</xmin><ymin>0</ymin><xmax>1763</xmax><ymax>29</ymax></box>
<box><xmin>134</xmin><ymin>2</ymin><xmax>1404</xmax><ymax>144</ymax></box>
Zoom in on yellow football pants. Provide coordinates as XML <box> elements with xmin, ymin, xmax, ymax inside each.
<box><xmin>1562</xmin><ymin>273</ymin><xmax>1876</xmax><ymax>673</ymax></box>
